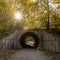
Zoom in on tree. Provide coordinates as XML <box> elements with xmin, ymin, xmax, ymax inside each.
<box><xmin>0</xmin><ymin>0</ymin><xmax>60</xmax><ymax>33</ymax></box>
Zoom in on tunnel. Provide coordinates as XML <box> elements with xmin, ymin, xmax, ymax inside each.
<box><xmin>20</xmin><ymin>32</ymin><xmax>39</xmax><ymax>49</ymax></box>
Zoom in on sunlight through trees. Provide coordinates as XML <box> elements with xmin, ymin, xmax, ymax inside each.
<box><xmin>0</xmin><ymin>0</ymin><xmax>60</xmax><ymax>38</ymax></box>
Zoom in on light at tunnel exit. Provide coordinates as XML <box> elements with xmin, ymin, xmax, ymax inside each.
<box><xmin>25</xmin><ymin>37</ymin><xmax>35</xmax><ymax>46</ymax></box>
<box><xmin>20</xmin><ymin>32</ymin><xmax>39</xmax><ymax>49</ymax></box>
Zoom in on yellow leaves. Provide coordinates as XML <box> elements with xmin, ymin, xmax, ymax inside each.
<box><xmin>0</xmin><ymin>0</ymin><xmax>60</xmax><ymax>30</ymax></box>
<box><xmin>57</xmin><ymin>5</ymin><xmax>60</xmax><ymax>9</ymax></box>
<box><xmin>0</xmin><ymin>0</ymin><xmax>6</xmax><ymax>3</ymax></box>
<box><xmin>0</xmin><ymin>0</ymin><xmax>14</xmax><ymax>13</ymax></box>
<box><xmin>52</xmin><ymin>0</ymin><xmax>60</xmax><ymax>4</ymax></box>
<box><xmin>25</xmin><ymin>15</ymin><xmax>41</xmax><ymax>28</ymax></box>
<box><xmin>26</xmin><ymin>0</ymin><xmax>35</xmax><ymax>4</ymax></box>
<box><xmin>0</xmin><ymin>49</ymin><xmax>16</xmax><ymax>56</ymax></box>
<box><xmin>0</xmin><ymin>0</ymin><xmax>7</xmax><ymax>10</ymax></box>
<box><xmin>24</xmin><ymin>26</ymin><xmax>29</xmax><ymax>30</ymax></box>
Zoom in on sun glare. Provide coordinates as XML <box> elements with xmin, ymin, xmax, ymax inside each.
<box><xmin>14</xmin><ymin>12</ymin><xmax>23</xmax><ymax>21</ymax></box>
<box><xmin>32</xmin><ymin>0</ymin><xmax>37</xmax><ymax>2</ymax></box>
<box><xmin>15</xmin><ymin>13</ymin><xmax>21</xmax><ymax>19</ymax></box>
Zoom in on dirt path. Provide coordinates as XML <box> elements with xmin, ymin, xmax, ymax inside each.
<box><xmin>9</xmin><ymin>49</ymin><xmax>49</xmax><ymax>60</ymax></box>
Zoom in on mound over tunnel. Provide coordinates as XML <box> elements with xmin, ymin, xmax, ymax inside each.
<box><xmin>20</xmin><ymin>32</ymin><xmax>39</xmax><ymax>49</ymax></box>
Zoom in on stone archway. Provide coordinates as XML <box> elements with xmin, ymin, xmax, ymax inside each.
<box><xmin>20</xmin><ymin>32</ymin><xmax>39</xmax><ymax>49</ymax></box>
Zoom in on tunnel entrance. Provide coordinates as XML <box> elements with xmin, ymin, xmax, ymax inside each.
<box><xmin>20</xmin><ymin>32</ymin><xmax>39</xmax><ymax>49</ymax></box>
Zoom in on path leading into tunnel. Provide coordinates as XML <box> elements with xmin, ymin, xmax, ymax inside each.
<box><xmin>9</xmin><ymin>49</ymin><xmax>49</xmax><ymax>60</ymax></box>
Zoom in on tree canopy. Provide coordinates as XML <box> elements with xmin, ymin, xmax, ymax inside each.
<box><xmin>0</xmin><ymin>0</ymin><xmax>60</xmax><ymax>38</ymax></box>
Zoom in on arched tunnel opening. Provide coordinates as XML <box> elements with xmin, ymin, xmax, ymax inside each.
<box><xmin>20</xmin><ymin>32</ymin><xmax>39</xmax><ymax>49</ymax></box>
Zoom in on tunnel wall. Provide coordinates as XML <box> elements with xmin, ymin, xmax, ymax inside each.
<box><xmin>0</xmin><ymin>30</ymin><xmax>21</xmax><ymax>49</ymax></box>
<box><xmin>0</xmin><ymin>29</ymin><xmax>60</xmax><ymax>52</ymax></box>
<box><xmin>19</xmin><ymin>29</ymin><xmax>60</xmax><ymax>52</ymax></box>
<box><xmin>43</xmin><ymin>31</ymin><xmax>60</xmax><ymax>52</ymax></box>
